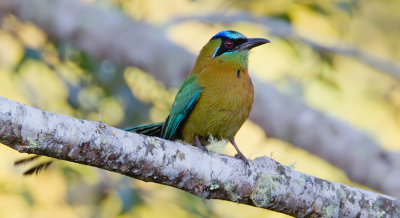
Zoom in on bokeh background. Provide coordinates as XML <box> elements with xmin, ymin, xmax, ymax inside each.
<box><xmin>1</xmin><ymin>0</ymin><xmax>400</xmax><ymax>217</ymax></box>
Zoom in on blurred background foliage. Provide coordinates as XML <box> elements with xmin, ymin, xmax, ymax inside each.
<box><xmin>0</xmin><ymin>0</ymin><xmax>399</xmax><ymax>217</ymax></box>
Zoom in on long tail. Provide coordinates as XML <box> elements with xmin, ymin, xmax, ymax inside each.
<box><xmin>124</xmin><ymin>122</ymin><xmax>164</xmax><ymax>137</ymax></box>
<box><xmin>14</xmin><ymin>122</ymin><xmax>164</xmax><ymax>176</ymax></box>
<box><xmin>14</xmin><ymin>155</ymin><xmax>53</xmax><ymax>176</ymax></box>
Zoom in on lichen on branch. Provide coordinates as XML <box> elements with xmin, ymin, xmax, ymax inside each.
<box><xmin>0</xmin><ymin>96</ymin><xmax>399</xmax><ymax>217</ymax></box>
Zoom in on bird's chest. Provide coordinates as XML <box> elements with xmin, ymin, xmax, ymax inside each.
<box><xmin>182</xmin><ymin>68</ymin><xmax>254</xmax><ymax>142</ymax></box>
<box><xmin>202</xmin><ymin>69</ymin><xmax>254</xmax><ymax>113</ymax></box>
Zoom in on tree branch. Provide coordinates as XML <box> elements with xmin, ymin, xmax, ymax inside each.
<box><xmin>0</xmin><ymin>96</ymin><xmax>399</xmax><ymax>217</ymax></box>
<box><xmin>2</xmin><ymin>0</ymin><xmax>400</xmax><ymax>198</ymax></box>
<box><xmin>167</xmin><ymin>12</ymin><xmax>400</xmax><ymax>81</ymax></box>
<box><xmin>0</xmin><ymin>0</ymin><xmax>193</xmax><ymax>88</ymax></box>
<box><xmin>251</xmin><ymin>80</ymin><xmax>400</xmax><ymax>198</ymax></box>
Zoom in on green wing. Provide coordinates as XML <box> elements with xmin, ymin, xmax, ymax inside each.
<box><xmin>161</xmin><ymin>74</ymin><xmax>203</xmax><ymax>140</ymax></box>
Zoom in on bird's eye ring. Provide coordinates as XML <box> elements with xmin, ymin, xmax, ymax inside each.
<box><xmin>224</xmin><ymin>40</ymin><xmax>234</xmax><ymax>49</ymax></box>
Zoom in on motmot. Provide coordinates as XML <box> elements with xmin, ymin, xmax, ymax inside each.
<box><xmin>125</xmin><ymin>30</ymin><xmax>270</xmax><ymax>164</ymax></box>
<box><xmin>15</xmin><ymin>30</ymin><xmax>269</xmax><ymax>174</ymax></box>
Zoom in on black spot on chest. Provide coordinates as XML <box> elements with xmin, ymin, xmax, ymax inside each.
<box><xmin>237</xmin><ymin>69</ymin><xmax>240</xmax><ymax>78</ymax></box>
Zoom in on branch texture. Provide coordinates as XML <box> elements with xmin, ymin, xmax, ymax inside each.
<box><xmin>1</xmin><ymin>0</ymin><xmax>400</xmax><ymax>198</ymax></box>
<box><xmin>0</xmin><ymin>96</ymin><xmax>399</xmax><ymax>217</ymax></box>
<box><xmin>251</xmin><ymin>80</ymin><xmax>400</xmax><ymax>198</ymax></box>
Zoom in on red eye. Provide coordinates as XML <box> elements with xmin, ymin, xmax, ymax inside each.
<box><xmin>224</xmin><ymin>40</ymin><xmax>234</xmax><ymax>49</ymax></box>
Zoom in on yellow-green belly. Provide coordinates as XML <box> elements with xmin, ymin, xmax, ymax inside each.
<box><xmin>180</xmin><ymin>68</ymin><xmax>254</xmax><ymax>145</ymax></box>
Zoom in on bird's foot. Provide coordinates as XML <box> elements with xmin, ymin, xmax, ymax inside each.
<box><xmin>230</xmin><ymin>138</ymin><xmax>250</xmax><ymax>167</ymax></box>
<box><xmin>195</xmin><ymin>135</ymin><xmax>208</xmax><ymax>152</ymax></box>
<box><xmin>196</xmin><ymin>143</ymin><xmax>208</xmax><ymax>152</ymax></box>
<box><xmin>235</xmin><ymin>153</ymin><xmax>250</xmax><ymax>167</ymax></box>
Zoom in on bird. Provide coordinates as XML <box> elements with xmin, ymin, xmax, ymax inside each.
<box><xmin>15</xmin><ymin>30</ymin><xmax>269</xmax><ymax>175</ymax></box>
<box><xmin>125</xmin><ymin>30</ymin><xmax>270</xmax><ymax>164</ymax></box>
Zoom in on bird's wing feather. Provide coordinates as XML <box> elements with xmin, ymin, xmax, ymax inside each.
<box><xmin>162</xmin><ymin>74</ymin><xmax>203</xmax><ymax>140</ymax></box>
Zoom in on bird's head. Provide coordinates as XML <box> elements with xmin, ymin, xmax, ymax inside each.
<box><xmin>193</xmin><ymin>30</ymin><xmax>270</xmax><ymax>71</ymax></box>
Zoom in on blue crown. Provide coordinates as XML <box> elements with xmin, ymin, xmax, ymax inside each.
<box><xmin>212</xmin><ymin>30</ymin><xmax>247</xmax><ymax>40</ymax></box>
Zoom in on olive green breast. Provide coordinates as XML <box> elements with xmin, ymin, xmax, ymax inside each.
<box><xmin>180</xmin><ymin>65</ymin><xmax>254</xmax><ymax>145</ymax></box>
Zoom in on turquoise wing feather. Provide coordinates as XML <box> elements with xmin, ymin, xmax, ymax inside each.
<box><xmin>162</xmin><ymin>74</ymin><xmax>203</xmax><ymax>140</ymax></box>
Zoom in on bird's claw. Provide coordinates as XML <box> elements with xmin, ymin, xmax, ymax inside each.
<box><xmin>197</xmin><ymin>143</ymin><xmax>208</xmax><ymax>152</ymax></box>
<box><xmin>235</xmin><ymin>153</ymin><xmax>250</xmax><ymax>167</ymax></box>
<box><xmin>194</xmin><ymin>135</ymin><xmax>208</xmax><ymax>152</ymax></box>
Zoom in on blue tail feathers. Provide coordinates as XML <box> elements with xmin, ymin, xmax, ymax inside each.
<box><xmin>124</xmin><ymin>122</ymin><xmax>164</xmax><ymax>137</ymax></box>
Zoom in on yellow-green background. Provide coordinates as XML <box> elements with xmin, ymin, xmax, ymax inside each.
<box><xmin>0</xmin><ymin>0</ymin><xmax>399</xmax><ymax>217</ymax></box>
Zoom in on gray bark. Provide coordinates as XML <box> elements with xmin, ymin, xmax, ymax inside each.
<box><xmin>1</xmin><ymin>0</ymin><xmax>400</xmax><ymax>198</ymax></box>
<box><xmin>0</xmin><ymin>0</ymin><xmax>193</xmax><ymax>87</ymax></box>
<box><xmin>0</xmin><ymin>96</ymin><xmax>399</xmax><ymax>217</ymax></box>
<box><xmin>251</xmin><ymin>80</ymin><xmax>400</xmax><ymax>198</ymax></box>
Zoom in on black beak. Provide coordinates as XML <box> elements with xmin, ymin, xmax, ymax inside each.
<box><xmin>237</xmin><ymin>38</ymin><xmax>270</xmax><ymax>51</ymax></box>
